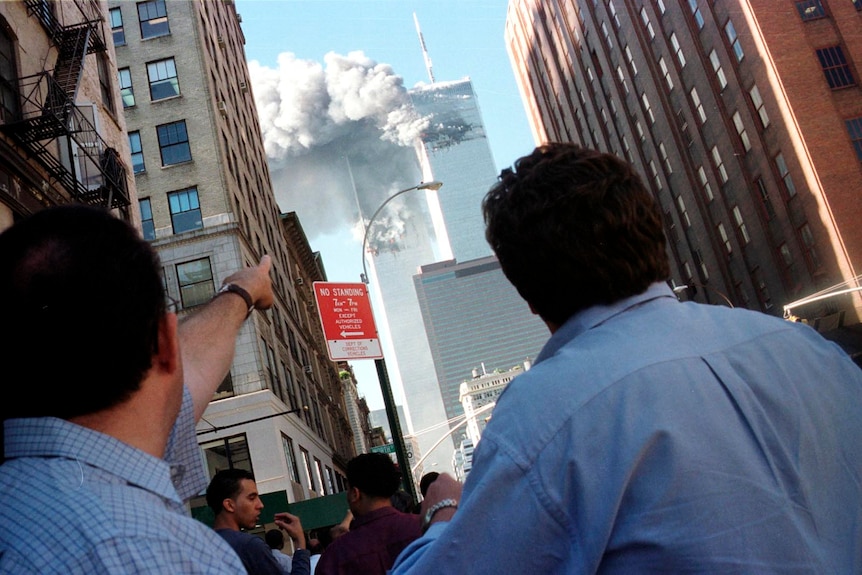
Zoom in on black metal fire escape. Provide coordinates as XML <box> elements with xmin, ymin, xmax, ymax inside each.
<box><xmin>0</xmin><ymin>0</ymin><xmax>130</xmax><ymax>209</ymax></box>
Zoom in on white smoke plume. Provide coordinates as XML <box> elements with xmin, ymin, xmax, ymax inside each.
<box><xmin>249</xmin><ymin>51</ymin><xmax>430</xmax><ymax>240</ymax></box>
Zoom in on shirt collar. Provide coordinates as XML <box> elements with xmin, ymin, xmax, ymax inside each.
<box><xmin>4</xmin><ymin>416</ymin><xmax>183</xmax><ymax>504</ymax></box>
<box><xmin>535</xmin><ymin>282</ymin><xmax>678</xmax><ymax>363</ymax></box>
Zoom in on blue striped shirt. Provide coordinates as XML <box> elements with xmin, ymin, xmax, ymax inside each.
<box><xmin>0</xmin><ymin>388</ymin><xmax>246</xmax><ymax>574</ymax></box>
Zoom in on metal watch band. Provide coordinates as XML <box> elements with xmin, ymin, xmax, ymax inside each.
<box><xmin>422</xmin><ymin>498</ymin><xmax>458</xmax><ymax>532</ymax></box>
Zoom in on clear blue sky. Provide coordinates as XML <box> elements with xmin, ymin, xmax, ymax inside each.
<box><xmin>235</xmin><ymin>0</ymin><xmax>536</xmax><ymax>411</ymax></box>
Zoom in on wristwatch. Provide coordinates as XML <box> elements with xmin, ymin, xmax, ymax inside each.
<box><xmin>215</xmin><ymin>283</ymin><xmax>255</xmax><ymax>318</ymax></box>
<box><xmin>422</xmin><ymin>498</ymin><xmax>458</xmax><ymax>532</ymax></box>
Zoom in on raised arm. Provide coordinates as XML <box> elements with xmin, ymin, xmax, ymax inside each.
<box><xmin>179</xmin><ymin>255</ymin><xmax>274</xmax><ymax>421</ymax></box>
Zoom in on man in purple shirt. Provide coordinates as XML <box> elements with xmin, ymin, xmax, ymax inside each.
<box><xmin>315</xmin><ymin>453</ymin><xmax>422</xmax><ymax>575</ymax></box>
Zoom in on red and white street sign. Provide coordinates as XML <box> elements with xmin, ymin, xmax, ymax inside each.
<box><xmin>313</xmin><ymin>282</ymin><xmax>383</xmax><ymax>361</ymax></box>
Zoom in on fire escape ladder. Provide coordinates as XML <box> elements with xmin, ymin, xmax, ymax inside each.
<box><xmin>51</xmin><ymin>23</ymin><xmax>91</xmax><ymax>106</ymax></box>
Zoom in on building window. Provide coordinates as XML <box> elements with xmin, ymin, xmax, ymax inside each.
<box><xmin>725</xmin><ymin>20</ymin><xmax>744</xmax><ymax>62</ymax></box>
<box><xmin>609</xmin><ymin>1</ymin><xmax>621</xmax><ymax>27</ymax></box>
<box><xmin>688</xmin><ymin>0</ymin><xmax>705</xmax><ymax>28</ymax></box>
<box><xmin>641</xmin><ymin>93</ymin><xmax>655</xmax><ymax>123</ymax></box>
<box><xmin>640</xmin><ymin>7</ymin><xmax>655</xmax><ymax>39</ymax></box>
<box><xmin>0</xmin><ymin>27</ymin><xmax>20</xmax><ymax>124</ymax></box>
<box><xmin>717</xmin><ymin>222</ymin><xmax>732</xmax><ymax>255</ymax></box>
<box><xmin>659</xmin><ymin>142</ymin><xmax>672</xmax><ymax>173</ymax></box>
<box><xmin>799</xmin><ymin>222</ymin><xmax>821</xmax><ymax>270</ymax></box>
<box><xmin>314</xmin><ymin>457</ymin><xmax>326</xmax><ymax>495</ymax></box>
<box><xmin>656</xmin><ymin>0</ymin><xmax>666</xmax><ymax>14</ymax></box>
<box><xmin>601</xmin><ymin>21</ymin><xmax>613</xmax><ymax>49</ymax></box>
<box><xmin>779</xmin><ymin>243</ymin><xmax>793</xmax><ymax>266</ymax></box>
<box><xmin>732</xmin><ymin>111</ymin><xmax>751</xmax><ymax>151</ymax></box>
<box><xmin>281</xmin><ymin>434</ymin><xmax>301</xmax><ymax>484</ymax></box>
<box><xmin>118</xmin><ymin>67</ymin><xmax>134</xmax><ymax>108</ymax></box>
<box><xmin>796</xmin><ymin>0</ymin><xmax>826</xmax><ymax>20</ymax></box>
<box><xmin>697</xmin><ymin>166</ymin><xmax>714</xmax><ymax>201</ymax></box>
<box><xmin>670</xmin><ymin>32</ymin><xmax>686</xmax><ymax>67</ymax></box>
<box><xmin>775</xmin><ymin>152</ymin><xmax>797</xmax><ymax>198</ymax></box>
<box><xmin>97</xmin><ymin>53</ymin><xmax>115</xmax><ymax>115</ymax></box>
<box><xmin>846</xmin><ymin>117</ymin><xmax>862</xmax><ymax>161</ymax></box>
<box><xmin>109</xmin><ymin>7</ymin><xmax>125</xmax><ymax>46</ymax></box>
<box><xmin>616</xmin><ymin>66</ymin><xmax>629</xmax><ymax>94</ymax></box>
<box><xmin>659</xmin><ymin>57</ymin><xmax>673</xmax><ymax>90</ymax></box>
<box><xmin>138</xmin><ymin>0</ymin><xmax>170</xmax><ymax>39</ymax></box>
<box><xmin>676</xmin><ymin>195</ymin><xmax>691</xmax><ymax>227</ymax></box>
<box><xmin>168</xmin><ymin>187</ymin><xmax>202</xmax><ymax>233</ymax></box>
<box><xmin>139</xmin><ymin>198</ymin><xmax>155</xmax><ymax>240</ymax></box>
<box><xmin>711</xmin><ymin>146</ymin><xmax>729</xmax><ymax>183</ymax></box>
<box><xmin>732</xmin><ymin>206</ymin><xmax>750</xmax><ymax>245</ymax></box>
<box><xmin>749</xmin><ymin>84</ymin><xmax>770</xmax><ymax>128</ymax></box>
<box><xmin>300</xmin><ymin>448</ymin><xmax>316</xmax><ymax>492</ymax></box>
<box><xmin>176</xmin><ymin>257</ymin><xmax>214</xmax><ymax>308</ymax></box>
<box><xmin>147</xmin><ymin>57</ymin><xmax>180</xmax><ymax>100</ymax></box>
<box><xmin>157</xmin><ymin>120</ymin><xmax>191</xmax><ymax>165</ymax></box>
<box><xmin>128</xmin><ymin>131</ymin><xmax>145</xmax><ymax>174</ymax></box>
<box><xmin>625</xmin><ymin>45</ymin><xmax>638</xmax><ymax>75</ymax></box>
<box><xmin>201</xmin><ymin>435</ymin><xmax>252</xmax><ymax>478</ymax></box>
<box><xmin>709</xmin><ymin>50</ymin><xmax>727</xmax><ymax>90</ymax></box>
<box><xmin>817</xmin><ymin>46</ymin><xmax>855</xmax><ymax>89</ymax></box>
<box><xmin>649</xmin><ymin>160</ymin><xmax>662</xmax><ymax>190</ymax></box>
<box><xmin>755</xmin><ymin>177</ymin><xmax>776</xmax><ymax>219</ymax></box>
<box><xmin>690</xmin><ymin>87</ymin><xmax>707</xmax><ymax>124</ymax></box>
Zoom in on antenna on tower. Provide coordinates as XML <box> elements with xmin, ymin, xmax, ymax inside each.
<box><xmin>413</xmin><ymin>12</ymin><xmax>435</xmax><ymax>83</ymax></box>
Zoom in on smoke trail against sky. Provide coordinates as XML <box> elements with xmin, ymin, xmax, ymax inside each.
<box><xmin>249</xmin><ymin>51</ymin><xmax>430</xmax><ymax>244</ymax></box>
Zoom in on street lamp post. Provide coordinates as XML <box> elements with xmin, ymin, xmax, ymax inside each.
<box><xmin>361</xmin><ymin>180</ymin><xmax>443</xmax><ymax>285</ymax></box>
<box><xmin>360</xmin><ymin>180</ymin><xmax>442</xmax><ymax>504</ymax></box>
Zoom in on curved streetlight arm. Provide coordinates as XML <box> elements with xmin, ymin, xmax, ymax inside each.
<box><xmin>673</xmin><ymin>283</ymin><xmax>733</xmax><ymax>308</ymax></box>
<box><xmin>360</xmin><ymin>181</ymin><xmax>443</xmax><ymax>284</ymax></box>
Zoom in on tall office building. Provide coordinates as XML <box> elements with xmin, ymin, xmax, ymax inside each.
<box><xmin>505</xmin><ymin>0</ymin><xmax>862</xmax><ymax>329</ymax></box>
<box><xmin>362</xmin><ymin>78</ymin><xmax>501</xmax><ymax>474</ymax></box>
<box><xmin>414</xmin><ymin>256</ymin><xmax>548</xmax><ymax>427</ymax></box>
<box><xmin>0</xmin><ymin>0</ymin><xmax>132</xmax><ymax>226</ymax></box>
<box><xmin>110</xmin><ymin>0</ymin><xmax>355</xmax><ymax>517</ymax></box>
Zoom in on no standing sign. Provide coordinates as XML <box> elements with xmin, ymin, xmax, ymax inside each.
<box><xmin>313</xmin><ymin>282</ymin><xmax>383</xmax><ymax>361</ymax></box>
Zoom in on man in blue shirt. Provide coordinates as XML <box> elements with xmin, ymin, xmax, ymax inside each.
<box><xmin>392</xmin><ymin>143</ymin><xmax>862</xmax><ymax>573</ymax></box>
<box><xmin>207</xmin><ymin>468</ymin><xmax>310</xmax><ymax>575</ymax></box>
<box><xmin>0</xmin><ymin>205</ymin><xmax>275</xmax><ymax>573</ymax></box>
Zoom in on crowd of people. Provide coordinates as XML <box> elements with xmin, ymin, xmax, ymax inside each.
<box><xmin>1</xmin><ymin>142</ymin><xmax>860</xmax><ymax>573</ymax></box>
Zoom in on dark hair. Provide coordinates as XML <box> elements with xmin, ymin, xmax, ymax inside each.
<box><xmin>347</xmin><ymin>453</ymin><xmax>402</xmax><ymax>498</ymax></box>
<box><xmin>0</xmin><ymin>205</ymin><xmax>166</xmax><ymax>420</ymax></box>
<box><xmin>265</xmin><ymin>529</ymin><xmax>285</xmax><ymax>550</ymax></box>
<box><xmin>206</xmin><ymin>468</ymin><xmax>256</xmax><ymax>513</ymax></box>
<box><xmin>419</xmin><ymin>471</ymin><xmax>439</xmax><ymax>497</ymax></box>
<box><xmin>483</xmin><ymin>143</ymin><xmax>670</xmax><ymax>325</ymax></box>
<box><xmin>390</xmin><ymin>489</ymin><xmax>415</xmax><ymax>513</ymax></box>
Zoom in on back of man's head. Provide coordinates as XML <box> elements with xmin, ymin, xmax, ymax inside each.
<box><xmin>347</xmin><ymin>453</ymin><xmax>402</xmax><ymax>499</ymax></box>
<box><xmin>0</xmin><ymin>205</ymin><xmax>166</xmax><ymax>420</ymax></box>
<box><xmin>483</xmin><ymin>143</ymin><xmax>670</xmax><ymax>326</ymax></box>
<box><xmin>206</xmin><ymin>468</ymin><xmax>255</xmax><ymax>513</ymax></box>
<box><xmin>265</xmin><ymin>529</ymin><xmax>284</xmax><ymax>550</ymax></box>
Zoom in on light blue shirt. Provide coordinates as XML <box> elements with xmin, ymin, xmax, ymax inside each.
<box><xmin>0</xmin><ymin>388</ymin><xmax>247</xmax><ymax>574</ymax></box>
<box><xmin>392</xmin><ymin>282</ymin><xmax>862</xmax><ymax>573</ymax></box>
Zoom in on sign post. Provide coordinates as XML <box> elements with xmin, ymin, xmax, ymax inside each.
<box><xmin>313</xmin><ymin>282</ymin><xmax>417</xmax><ymax>503</ymax></box>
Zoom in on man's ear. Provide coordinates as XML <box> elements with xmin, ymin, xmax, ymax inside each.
<box><xmin>347</xmin><ymin>486</ymin><xmax>360</xmax><ymax>503</ymax></box>
<box><xmin>222</xmin><ymin>497</ymin><xmax>236</xmax><ymax>513</ymax></box>
<box><xmin>155</xmin><ymin>313</ymin><xmax>180</xmax><ymax>375</ymax></box>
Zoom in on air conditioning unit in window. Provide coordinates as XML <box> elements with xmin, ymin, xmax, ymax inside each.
<box><xmin>239</xmin><ymin>81</ymin><xmax>248</xmax><ymax>93</ymax></box>
<box><xmin>217</xmin><ymin>101</ymin><xmax>227</xmax><ymax>117</ymax></box>
<box><xmin>217</xmin><ymin>35</ymin><xmax>226</xmax><ymax>47</ymax></box>
<box><xmin>303</xmin><ymin>365</ymin><xmax>313</xmax><ymax>374</ymax></box>
<box><xmin>295</xmin><ymin>277</ymin><xmax>304</xmax><ymax>286</ymax></box>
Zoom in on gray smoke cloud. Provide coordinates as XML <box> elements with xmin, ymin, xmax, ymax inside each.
<box><xmin>248</xmin><ymin>51</ymin><xmax>430</xmax><ymax>246</ymax></box>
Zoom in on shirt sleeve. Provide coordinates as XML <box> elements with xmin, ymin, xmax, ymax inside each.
<box><xmin>389</xmin><ymin>435</ymin><xmax>568</xmax><ymax>574</ymax></box>
<box><xmin>288</xmin><ymin>549</ymin><xmax>311</xmax><ymax>575</ymax></box>
<box><xmin>164</xmin><ymin>386</ymin><xmax>209</xmax><ymax>501</ymax></box>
